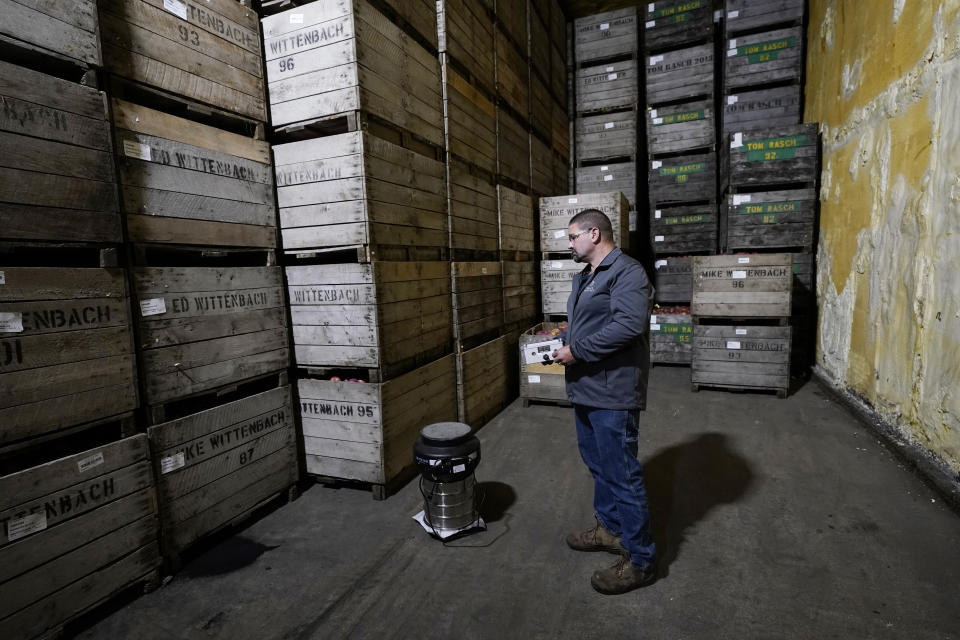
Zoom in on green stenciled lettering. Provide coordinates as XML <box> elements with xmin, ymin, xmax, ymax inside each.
<box><xmin>739</xmin><ymin>201</ymin><xmax>801</xmax><ymax>215</ymax></box>
<box><xmin>654</xmin><ymin>109</ymin><xmax>706</xmax><ymax>126</ymax></box>
<box><xmin>649</xmin><ymin>0</ymin><xmax>701</xmax><ymax>19</ymax></box>
<box><xmin>731</xmin><ymin>36</ymin><xmax>796</xmax><ymax>61</ymax></box>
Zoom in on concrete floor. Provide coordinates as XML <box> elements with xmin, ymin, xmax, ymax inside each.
<box><xmin>75</xmin><ymin>366</ymin><xmax>960</xmax><ymax>640</ymax></box>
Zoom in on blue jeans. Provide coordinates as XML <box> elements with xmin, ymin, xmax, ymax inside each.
<box><xmin>574</xmin><ymin>404</ymin><xmax>655</xmax><ymax>569</ymax></box>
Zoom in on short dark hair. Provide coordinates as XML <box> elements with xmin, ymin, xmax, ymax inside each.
<box><xmin>569</xmin><ymin>208</ymin><xmax>613</xmax><ymax>241</ymax></box>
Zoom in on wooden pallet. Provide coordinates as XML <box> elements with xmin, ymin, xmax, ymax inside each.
<box><xmin>539</xmin><ymin>192</ymin><xmax>631</xmax><ymax>253</ymax></box>
<box><xmin>0</xmin><ymin>435</ymin><xmax>161</xmax><ymax>639</ymax></box>
<box><xmin>300</xmin><ymin>355</ymin><xmax>457</xmax><ymax>499</ymax></box>
<box><xmin>0</xmin><ymin>60</ymin><xmax>120</xmax><ymax>245</ymax></box>
<box><xmin>287</xmin><ymin>262</ymin><xmax>452</xmax><ymax>379</ymax></box>
<box><xmin>261</xmin><ymin>0</ymin><xmax>442</xmax><ymax>144</ymax></box>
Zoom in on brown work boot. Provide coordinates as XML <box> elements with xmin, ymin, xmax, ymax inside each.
<box><xmin>565</xmin><ymin>519</ymin><xmax>627</xmax><ymax>555</ymax></box>
<box><xmin>590</xmin><ymin>556</ymin><xmax>657</xmax><ymax>595</ymax></box>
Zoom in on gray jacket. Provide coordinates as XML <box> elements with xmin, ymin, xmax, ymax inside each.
<box><xmin>563</xmin><ymin>248</ymin><xmax>653</xmax><ymax>410</ymax></box>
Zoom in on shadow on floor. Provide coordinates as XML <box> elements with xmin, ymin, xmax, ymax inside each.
<box><xmin>644</xmin><ymin>432</ymin><xmax>754</xmax><ymax>575</ymax></box>
<box><xmin>181</xmin><ymin>536</ymin><xmax>281</xmax><ymax>577</ymax></box>
<box><xmin>477</xmin><ymin>481</ymin><xmax>516</xmax><ymax>523</ymax></box>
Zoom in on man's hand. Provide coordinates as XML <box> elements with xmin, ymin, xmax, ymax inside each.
<box><xmin>552</xmin><ymin>345</ymin><xmax>577</xmax><ymax>366</ymax></box>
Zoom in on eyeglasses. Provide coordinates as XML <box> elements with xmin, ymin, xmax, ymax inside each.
<box><xmin>568</xmin><ymin>228</ymin><xmax>595</xmax><ymax>242</ymax></box>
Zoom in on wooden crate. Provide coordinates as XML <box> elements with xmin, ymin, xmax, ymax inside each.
<box><xmin>644</xmin><ymin>0</ymin><xmax>714</xmax><ymax>52</ymax></box>
<box><xmin>531</xmin><ymin>133</ymin><xmax>554</xmax><ymax>196</ymax></box>
<box><xmin>541</xmin><ymin>258</ymin><xmax>578</xmax><ymax>315</ymax></box>
<box><xmin>651</xmin><ymin>204</ymin><xmax>718</xmax><ymax>255</ymax></box>
<box><xmin>724</xmin><ymin>27</ymin><xmax>804</xmax><ymax>92</ymax></box>
<box><xmin>100</xmin><ymin>0</ymin><xmax>264</xmax><ymax>121</ymax></box>
<box><xmin>379</xmin><ymin>0</ymin><xmax>437</xmax><ymax>50</ymax></box>
<box><xmin>452</xmin><ymin>262</ymin><xmax>503</xmax><ymax>347</ymax></box>
<box><xmin>149</xmin><ymin>385</ymin><xmax>296</xmax><ymax>556</ymax></box>
<box><xmin>575</xmin><ymin>59</ymin><xmax>639</xmax><ymax>114</ymax></box>
<box><xmin>722</xmin><ymin>84</ymin><xmax>802</xmax><ymax>137</ymax></box>
<box><xmin>0</xmin><ymin>61</ymin><xmax>119</xmax><ymax>244</ymax></box>
<box><xmin>650</xmin><ymin>312</ymin><xmax>692</xmax><ymax>364</ymax></box>
<box><xmin>0</xmin><ymin>0</ymin><xmax>101</xmax><ymax>66</ymax></box>
<box><xmin>275</xmin><ymin>131</ymin><xmax>447</xmax><ymax>252</ymax></box>
<box><xmin>519</xmin><ymin>322</ymin><xmax>567</xmax><ymax>402</ymax></box>
<box><xmin>457</xmin><ymin>333</ymin><xmax>512</xmax><ymax>428</ymax></box>
<box><xmin>437</xmin><ymin>0</ymin><xmax>495</xmax><ymax>93</ymax></box>
<box><xmin>729</xmin><ymin>123</ymin><xmax>819</xmax><ymax>188</ymax></box>
<box><xmin>645</xmin><ymin>43</ymin><xmax>714</xmax><ymax>105</ymax></box>
<box><xmin>261</xmin><ymin>0</ymin><xmax>442</xmax><ymax>144</ymax></box>
<box><xmin>549</xmin><ymin>0</ymin><xmax>567</xmax><ymax>62</ymax></box>
<box><xmin>299</xmin><ymin>354</ymin><xmax>457</xmax><ymax>486</ymax></box>
<box><xmin>539</xmin><ymin>192</ymin><xmax>630</xmax><ymax>253</ymax></box>
<box><xmin>653</xmin><ymin>255</ymin><xmax>693</xmax><ymax>303</ymax></box>
<box><xmin>552</xmin><ymin>98</ymin><xmax>571</xmax><ymax>158</ymax></box>
<box><xmin>287</xmin><ymin>262</ymin><xmax>451</xmax><ymax>377</ymax></box>
<box><xmin>494</xmin><ymin>26</ymin><xmax>529</xmax><ymax>117</ymax></box>
<box><xmin>550</xmin><ymin>43</ymin><xmax>567</xmax><ymax>106</ymax></box>
<box><xmin>529</xmin><ymin>7</ymin><xmax>551</xmax><ymax>89</ymax></box>
<box><xmin>0</xmin><ymin>436</ymin><xmax>160</xmax><ymax>640</ymax></box>
<box><xmin>530</xmin><ymin>72</ymin><xmax>552</xmax><ymax>142</ymax></box>
<box><xmin>134</xmin><ymin>266</ymin><xmax>289</xmax><ymax>406</ymax></box>
<box><xmin>575</xmin><ymin>161</ymin><xmax>637</xmax><ymax>211</ymax></box>
<box><xmin>692</xmin><ymin>253</ymin><xmax>793</xmax><ymax>318</ymax></box>
<box><xmin>552</xmin><ymin>150</ymin><xmax>570</xmax><ymax>196</ymax></box>
<box><xmin>726</xmin><ymin>188</ymin><xmax>817</xmax><ymax>251</ymax></box>
<box><xmin>575</xmin><ymin>108</ymin><xmax>637</xmax><ymax>163</ymax></box>
<box><xmin>499</xmin><ymin>186</ymin><xmax>535</xmax><ymax>255</ymax></box>
<box><xmin>574</xmin><ymin>7</ymin><xmax>638</xmax><ymax>63</ymax></box>
<box><xmin>502</xmin><ymin>261</ymin><xmax>538</xmax><ymax>328</ymax></box>
<box><xmin>692</xmin><ymin>324</ymin><xmax>791</xmax><ymax>396</ymax></box>
<box><xmin>648</xmin><ymin>151</ymin><xmax>717</xmax><ymax>207</ymax></box>
<box><xmin>112</xmin><ymin>99</ymin><xmax>275</xmax><ymax>249</ymax></box>
<box><xmin>497</xmin><ymin>107</ymin><xmax>531</xmax><ymax>188</ymax></box>
<box><xmin>647</xmin><ymin>98</ymin><xmax>715</xmax><ymax>155</ymax></box>
<box><xmin>443</xmin><ymin>61</ymin><xmax>497</xmax><ymax>174</ymax></box>
<box><xmin>449</xmin><ymin>159</ymin><xmax>498</xmax><ymax>256</ymax></box>
<box><xmin>0</xmin><ymin>268</ymin><xmax>137</xmax><ymax>449</ymax></box>
<box><xmin>725</xmin><ymin>0</ymin><xmax>805</xmax><ymax>36</ymax></box>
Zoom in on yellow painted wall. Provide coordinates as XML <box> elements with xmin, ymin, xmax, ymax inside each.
<box><xmin>806</xmin><ymin>1</ymin><xmax>960</xmax><ymax>472</ymax></box>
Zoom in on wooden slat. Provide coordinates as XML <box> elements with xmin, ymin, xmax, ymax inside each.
<box><xmin>645</xmin><ymin>43</ymin><xmax>714</xmax><ymax>105</ymax></box>
<box><xmin>0</xmin><ymin>0</ymin><xmax>101</xmax><ymax>65</ymax></box>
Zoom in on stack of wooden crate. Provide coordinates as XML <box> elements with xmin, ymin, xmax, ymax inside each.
<box><xmin>262</xmin><ymin>0</ymin><xmax>457</xmax><ymax>498</ymax></box>
<box><xmin>102</xmin><ymin>0</ymin><xmax>297</xmax><ymax>566</ymax></box>
<box><xmin>691</xmin><ymin>253</ymin><xmax>794</xmax><ymax>397</ymax></box>
<box><xmin>644</xmin><ymin>1</ymin><xmax>718</xmax><ymax>259</ymax></box>
<box><xmin>0</xmin><ymin>5</ymin><xmax>161</xmax><ymax>636</ymax></box>
<box><xmin>572</xmin><ymin>8</ymin><xmax>640</xmax><ymax>238</ymax></box>
<box><xmin>650</xmin><ymin>257</ymin><xmax>694</xmax><ymax>365</ymax></box>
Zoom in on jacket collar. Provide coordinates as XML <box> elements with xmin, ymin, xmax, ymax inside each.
<box><xmin>580</xmin><ymin>247</ymin><xmax>622</xmax><ymax>276</ymax></box>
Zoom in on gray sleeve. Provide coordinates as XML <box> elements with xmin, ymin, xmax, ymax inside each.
<box><xmin>570</xmin><ymin>264</ymin><xmax>651</xmax><ymax>362</ymax></box>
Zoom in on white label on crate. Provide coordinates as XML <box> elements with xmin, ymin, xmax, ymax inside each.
<box><xmin>731</xmin><ymin>132</ymin><xmax>743</xmax><ymax>148</ymax></box>
<box><xmin>568</xmin><ymin>197</ymin><xmax>578</xmax><ymax>203</ymax></box>
<box><xmin>554</xmin><ymin>230</ymin><xmax>567</xmax><ymax>238</ymax></box>
<box><xmin>727</xmin><ymin>341</ymin><xmax>742</xmax><ymax>349</ymax></box>
<box><xmin>606</xmin><ymin>66</ymin><xmax>615</xmax><ymax>72</ymax></box>
<box><xmin>652</xmin><ymin>160</ymin><xmax>662</xmax><ymax>169</ymax></box>
<box><xmin>604</xmin><ymin>174</ymin><xmax>614</xmax><ymax>181</ymax></box>
<box><xmin>646</xmin><ymin>20</ymin><xmax>655</xmax><ymax>28</ymax></box>
<box><xmin>452</xmin><ymin>463</ymin><xmax>466</xmax><ymax>474</ymax></box>
<box><xmin>728</xmin><ymin>10</ymin><xmax>739</xmax><ymax>18</ymax></box>
<box><xmin>7</xmin><ymin>513</ymin><xmax>47</xmax><ymax>542</ymax></box>
<box><xmin>290</xmin><ymin>13</ymin><xmax>304</xmax><ymax>23</ymax></box>
<box><xmin>600</xmin><ymin>23</ymin><xmax>609</xmax><ymax>30</ymax></box>
<box><xmin>654</xmin><ymin>210</ymin><xmax>662</xmax><ymax>219</ymax></box>
<box><xmin>139</xmin><ymin>298</ymin><xmax>167</xmax><ymax>316</ymax></box>
<box><xmin>0</xmin><ymin>271</ymin><xmax>4</xmax><ymax>285</ymax></box>
<box><xmin>608</xmin><ymin>73</ymin><xmax>618</xmax><ymax>80</ymax></box>
<box><xmin>160</xmin><ymin>452</ymin><xmax>186</xmax><ymax>474</ymax></box>
<box><xmin>648</xmin><ymin>3</ymin><xmax>655</xmax><ymax>11</ymax></box>
<box><xmin>727</xmin><ymin>95</ymin><xmax>739</xmax><ymax>105</ymax></box>
<box><xmin>650</xmin><ymin>314</ymin><xmax>658</xmax><ymax>323</ymax></box>
<box><xmin>654</xmin><ymin>235</ymin><xmax>665</xmax><ymax>242</ymax></box>
<box><xmin>738</xmin><ymin>257</ymin><xmax>751</xmax><ymax>264</ymax></box>
<box><xmin>123</xmin><ymin>139</ymin><xmax>151</xmax><ymax>161</ymax></box>
<box><xmin>727</xmin><ymin>48</ymin><xmax>738</xmax><ymax>57</ymax></box>
<box><xmin>649</xmin><ymin>55</ymin><xmax>663</xmax><ymax>65</ymax></box>
<box><xmin>0</xmin><ymin>312</ymin><xmax>23</xmax><ymax>333</ymax></box>
<box><xmin>528</xmin><ymin>375</ymin><xmax>541</xmax><ymax>384</ymax></box>
<box><xmin>733</xmin><ymin>194</ymin><xmax>752</xmax><ymax>205</ymax></box>
<box><xmin>736</xmin><ymin>328</ymin><xmax>748</xmax><ymax>335</ymax></box>
<box><xmin>732</xmin><ymin>270</ymin><xmax>747</xmax><ymax>278</ymax></box>
<box><xmin>650</xmin><ymin>109</ymin><xmax>658</xmax><ymax>118</ymax></box>
<box><xmin>653</xmin><ymin>117</ymin><xmax>663</xmax><ymax>124</ymax></box>
<box><xmin>629</xmin><ymin>211</ymin><xmax>637</xmax><ymax>232</ymax></box>
<box><xmin>655</xmin><ymin>259</ymin><xmax>667</xmax><ymax>269</ymax></box>
<box><xmin>481</xmin><ymin>266</ymin><xmax>488</xmax><ymax>274</ymax></box>
<box><xmin>552</xmin><ymin>261</ymin><xmax>563</xmax><ymax>268</ymax></box>
<box><xmin>604</xmin><ymin>122</ymin><xmax>615</xmax><ymax>129</ymax></box>
<box><xmin>77</xmin><ymin>452</ymin><xmax>104</xmax><ymax>473</ymax></box>
<box><xmin>714</xmin><ymin>9</ymin><xmax>722</xmax><ymax>21</ymax></box>
<box><xmin>163</xmin><ymin>0</ymin><xmax>187</xmax><ymax>20</ymax></box>
<box><xmin>728</xmin><ymin>39</ymin><xmax>737</xmax><ymax>49</ymax></box>
<box><xmin>650</xmin><ymin>323</ymin><xmax>661</xmax><ymax>331</ymax></box>
<box><xmin>601</xmin><ymin>165</ymin><xmax>609</xmax><ymax>171</ymax></box>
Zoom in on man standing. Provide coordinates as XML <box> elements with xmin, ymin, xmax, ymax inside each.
<box><xmin>552</xmin><ymin>208</ymin><xmax>656</xmax><ymax>594</ymax></box>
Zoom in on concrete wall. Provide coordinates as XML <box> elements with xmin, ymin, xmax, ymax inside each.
<box><xmin>805</xmin><ymin>1</ymin><xmax>960</xmax><ymax>475</ymax></box>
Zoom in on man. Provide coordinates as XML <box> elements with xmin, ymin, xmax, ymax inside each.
<box><xmin>552</xmin><ymin>208</ymin><xmax>656</xmax><ymax>595</ymax></box>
